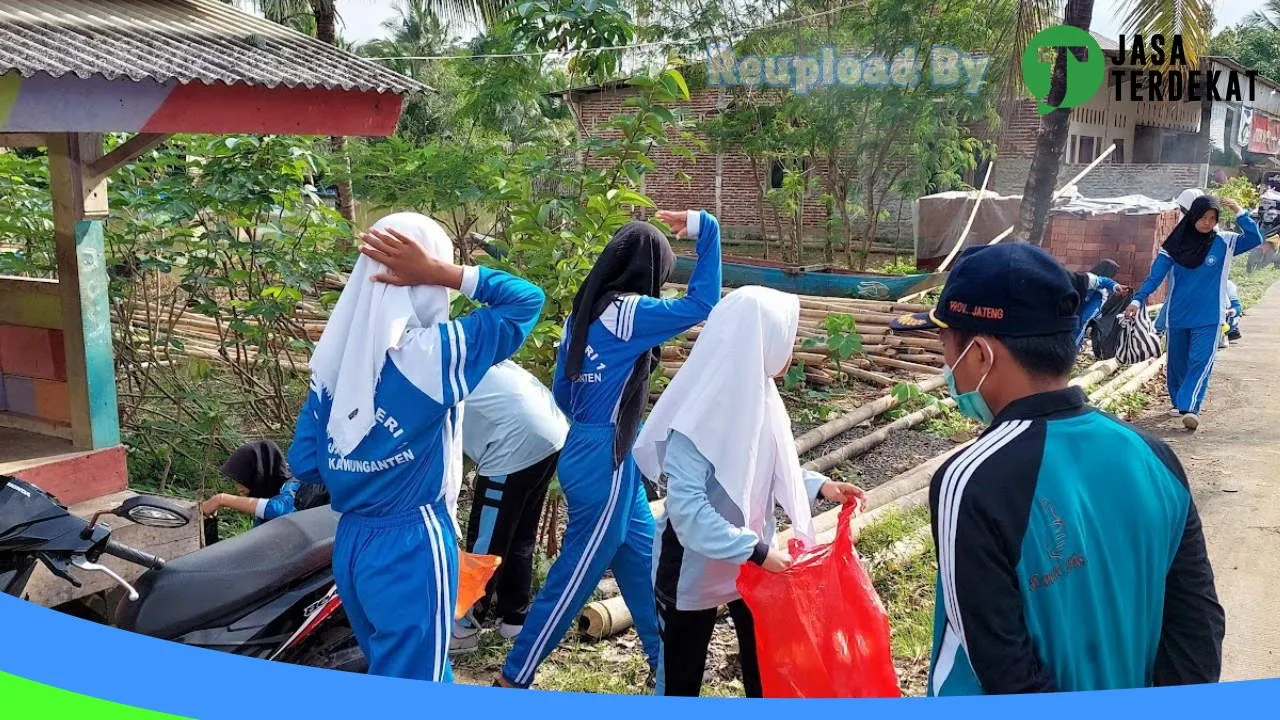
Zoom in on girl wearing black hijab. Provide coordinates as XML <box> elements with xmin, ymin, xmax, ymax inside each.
<box><xmin>1071</xmin><ymin>259</ymin><xmax>1128</xmax><ymax>351</ymax></box>
<box><xmin>500</xmin><ymin>209</ymin><xmax>722</xmax><ymax>689</ymax></box>
<box><xmin>201</xmin><ymin>440</ymin><xmax>319</xmax><ymax>526</ymax></box>
<box><xmin>1127</xmin><ymin>194</ymin><xmax>1269</xmax><ymax>430</ymax></box>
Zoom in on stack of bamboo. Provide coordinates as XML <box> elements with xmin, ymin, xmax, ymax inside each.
<box><xmin>661</xmin><ymin>286</ymin><xmax>944</xmax><ymax>387</ymax></box>
<box><xmin>123</xmin><ymin>276</ymin><xmax>946</xmax><ymax>391</ymax></box>
<box><xmin>121</xmin><ymin>306</ymin><xmax>320</xmax><ymax>373</ymax></box>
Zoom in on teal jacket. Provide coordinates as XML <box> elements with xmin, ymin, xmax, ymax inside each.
<box><xmin>927</xmin><ymin>387</ymin><xmax>1224</xmax><ymax>695</ymax></box>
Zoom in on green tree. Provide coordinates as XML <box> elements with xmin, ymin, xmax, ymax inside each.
<box><xmin>226</xmin><ymin>1</ymin><xmax>359</xmax><ymax>225</ymax></box>
<box><xmin>1213</xmin><ymin>19</ymin><xmax>1280</xmax><ymax>82</ymax></box>
<box><xmin>704</xmin><ymin>0</ymin><xmax>996</xmax><ymax>267</ymax></box>
<box><xmin>359</xmin><ymin>2</ymin><xmax>463</xmax><ymax>143</ymax></box>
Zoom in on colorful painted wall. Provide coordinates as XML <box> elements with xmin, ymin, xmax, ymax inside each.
<box><xmin>0</xmin><ymin>324</ymin><xmax>70</xmax><ymax>425</ymax></box>
<box><xmin>0</xmin><ymin>278</ymin><xmax>69</xmax><ymax>429</ymax></box>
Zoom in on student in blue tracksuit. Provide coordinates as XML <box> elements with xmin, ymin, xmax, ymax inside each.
<box><xmin>453</xmin><ymin>359</ymin><xmax>569</xmax><ymax>651</ymax></box>
<box><xmin>200</xmin><ymin>441</ymin><xmax>309</xmax><ymax>528</ymax></box>
<box><xmin>1155</xmin><ymin>189</ymin><xmax>1208</xmax><ymax>338</ymax></box>
<box><xmin>891</xmin><ymin>243</ymin><xmax>1224</xmax><ymax>695</ymax></box>
<box><xmin>1127</xmin><ymin>195</ymin><xmax>1267</xmax><ymax>430</ymax></box>
<box><xmin>1224</xmin><ymin>279</ymin><xmax>1243</xmax><ymax>343</ymax></box>
<box><xmin>632</xmin><ymin>286</ymin><xmax>864</xmax><ymax>697</ymax></box>
<box><xmin>1070</xmin><ymin>259</ymin><xmax>1127</xmax><ymax>351</ymax></box>
<box><xmin>499</xmin><ymin>210</ymin><xmax>722</xmax><ymax>689</ymax></box>
<box><xmin>288</xmin><ymin>213</ymin><xmax>544</xmax><ymax>682</ymax></box>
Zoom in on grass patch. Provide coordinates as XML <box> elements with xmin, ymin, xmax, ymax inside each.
<box><xmin>857</xmin><ymin>508</ymin><xmax>936</xmax><ymax>695</ymax></box>
<box><xmin>450</xmin><ymin>631</ymin><xmax>656</xmax><ymax>693</ymax></box>
<box><xmin>876</xmin><ymin>544</ymin><xmax>936</xmax><ymax>694</ymax></box>
<box><xmin>1103</xmin><ymin>390</ymin><xmax>1155</xmax><ymax>419</ymax></box>
<box><xmin>921</xmin><ymin>405</ymin><xmax>976</xmax><ymax>440</ymax></box>
<box><xmin>857</xmin><ymin>505</ymin><xmax>930</xmax><ymax>557</ymax></box>
<box><xmin>1230</xmin><ymin>255</ymin><xmax>1280</xmax><ymax>310</ymax></box>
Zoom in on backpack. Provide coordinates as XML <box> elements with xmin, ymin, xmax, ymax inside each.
<box><xmin>1116</xmin><ymin>305</ymin><xmax>1162</xmax><ymax>365</ymax></box>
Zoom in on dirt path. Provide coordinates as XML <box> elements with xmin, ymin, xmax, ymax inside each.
<box><xmin>1132</xmin><ymin>283</ymin><xmax>1280</xmax><ymax>681</ymax></box>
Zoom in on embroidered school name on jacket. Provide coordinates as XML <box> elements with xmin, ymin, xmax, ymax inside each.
<box><xmin>288</xmin><ymin>265</ymin><xmax>546</xmax><ymax>518</ymax></box>
<box><xmin>327</xmin><ymin>449</ymin><xmax>417</xmax><ymax>474</ymax></box>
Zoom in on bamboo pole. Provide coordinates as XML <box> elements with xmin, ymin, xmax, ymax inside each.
<box><xmin>1068</xmin><ymin>359</ymin><xmax>1121</xmax><ymax>389</ymax></box>
<box><xmin>867</xmin><ymin>355</ymin><xmax>942</xmax><ymax>374</ymax></box>
<box><xmin>795</xmin><ymin>375</ymin><xmax>947</xmax><ymax>454</ymax></box>
<box><xmin>1098</xmin><ymin>357</ymin><xmax>1167</xmax><ymax>411</ymax></box>
<box><xmin>938</xmin><ymin>162</ymin><xmax>994</xmax><ymax>272</ymax></box>
<box><xmin>844</xmin><ymin>367</ymin><xmax>898</xmax><ymax>388</ymax></box>
<box><xmin>803</xmin><ymin>398</ymin><xmax>959</xmax><ymax>473</ymax></box>
<box><xmin>1088</xmin><ymin>356</ymin><xmax>1162</xmax><ymax>404</ymax></box>
<box><xmin>985</xmin><ymin>144</ymin><xmax>1118</xmax><ymax>247</ymax></box>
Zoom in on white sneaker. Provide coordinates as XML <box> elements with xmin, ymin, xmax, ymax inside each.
<box><xmin>1183</xmin><ymin>413</ymin><xmax>1200</xmax><ymax>431</ymax></box>
<box><xmin>498</xmin><ymin>622</ymin><xmax>523</xmax><ymax>640</ymax></box>
<box><xmin>451</xmin><ymin>615</ymin><xmax>482</xmax><ymax>654</ymax></box>
<box><xmin>1169</xmin><ymin>408</ymin><xmax>1183</xmax><ymax>417</ymax></box>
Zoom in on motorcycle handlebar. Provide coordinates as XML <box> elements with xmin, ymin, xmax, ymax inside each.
<box><xmin>101</xmin><ymin>540</ymin><xmax>165</xmax><ymax>570</ymax></box>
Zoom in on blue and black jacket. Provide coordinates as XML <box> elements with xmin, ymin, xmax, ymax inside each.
<box><xmin>927</xmin><ymin>387</ymin><xmax>1224</xmax><ymax>695</ymax></box>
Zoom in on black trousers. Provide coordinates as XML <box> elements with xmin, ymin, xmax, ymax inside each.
<box><xmin>463</xmin><ymin>452</ymin><xmax>559</xmax><ymax>626</ymax></box>
<box><xmin>658</xmin><ymin>597</ymin><xmax>762</xmax><ymax>697</ymax></box>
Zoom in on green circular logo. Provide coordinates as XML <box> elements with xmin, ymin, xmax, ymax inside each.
<box><xmin>1022</xmin><ymin>25</ymin><xmax>1104</xmax><ymax>114</ymax></box>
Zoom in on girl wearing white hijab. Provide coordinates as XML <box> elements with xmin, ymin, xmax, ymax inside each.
<box><xmin>287</xmin><ymin>212</ymin><xmax>544</xmax><ymax>682</ymax></box>
<box><xmin>632</xmin><ymin>286</ymin><xmax>864</xmax><ymax>697</ymax></box>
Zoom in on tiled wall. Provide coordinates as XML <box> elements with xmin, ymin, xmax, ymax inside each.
<box><xmin>0</xmin><ymin>324</ymin><xmax>70</xmax><ymax>425</ymax></box>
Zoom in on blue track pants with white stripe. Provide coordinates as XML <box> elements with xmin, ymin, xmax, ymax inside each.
<box><xmin>1167</xmin><ymin>323</ymin><xmax>1220</xmax><ymax>414</ymax></box>
<box><xmin>502</xmin><ymin>423</ymin><xmax>661</xmax><ymax>687</ymax></box>
<box><xmin>334</xmin><ymin>502</ymin><xmax>459</xmax><ymax>682</ymax></box>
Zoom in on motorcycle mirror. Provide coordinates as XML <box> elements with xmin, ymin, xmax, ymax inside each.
<box><xmin>112</xmin><ymin>496</ymin><xmax>191</xmax><ymax>529</ymax></box>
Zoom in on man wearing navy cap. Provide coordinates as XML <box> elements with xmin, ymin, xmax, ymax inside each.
<box><xmin>892</xmin><ymin>243</ymin><xmax>1224</xmax><ymax>695</ymax></box>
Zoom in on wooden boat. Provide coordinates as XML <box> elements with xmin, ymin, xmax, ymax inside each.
<box><xmin>670</xmin><ymin>254</ymin><xmax>946</xmax><ymax>301</ymax></box>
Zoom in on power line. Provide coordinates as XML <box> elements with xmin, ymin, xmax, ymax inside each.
<box><xmin>365</xmin><ymin>1</ymin><xmax>869</xmax><ymax>61</ymax></box>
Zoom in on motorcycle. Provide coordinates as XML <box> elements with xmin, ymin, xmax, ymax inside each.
<box><xmin>1245</xmin><ymin>191</ymin><xmax>1280</xmax><ymax>273</ymax></box>
<box><xmin>0</xmin><ymin>474</ymin><xmax>366</xmax><ymax>673</ymax></box>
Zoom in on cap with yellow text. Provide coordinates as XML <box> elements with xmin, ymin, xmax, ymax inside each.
<box><xmin>890</xmin><ymin>244</ymin><xmax>1080</xmax><ymax>337</ymax></box>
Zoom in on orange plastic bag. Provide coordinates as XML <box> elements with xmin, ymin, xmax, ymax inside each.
<box><xmin>737</xmin><ymin>502</ymin><xmax>901</xmax><ymax>698</ymax></box>
<box><xmin>455</xmin><ymin>552</ymin><xmax>502</xmax><ymax>620</ymax></box>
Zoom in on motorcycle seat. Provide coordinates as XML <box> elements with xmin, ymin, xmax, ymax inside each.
<box><xmin>116</xmin><ymin>505</ymin><xmax>340</xmax><ymax>640</ymax></box>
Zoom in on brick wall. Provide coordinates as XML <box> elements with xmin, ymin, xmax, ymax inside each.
<box><xmin>0</xmin><ymin>325</ymin><xmax>70</xmax><ymax>425</ymax></box>
<box><xmin>1041</xmin><ymin>209</ymin><xmax>1181</xmax><ymax>304</ymax></box>
<box><xmin>570</xmin><ymin>86</ymin><xmax>915</xmax><ymax>242</ymax></box>
<box><xmin>991</xmin><ymin>100</ymin><xmax>1043</xmax><ymax>158</ymax></box>
<box><xmin>992</xmin><ymin>161</ymin><xmax>1206</xmax><ymax>201</ymax></box>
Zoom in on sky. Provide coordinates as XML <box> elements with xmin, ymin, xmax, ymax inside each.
<box><xmin>331</xmin><ymin>0</ymin><xmax>1266</xmax><ymax>46</ymax></box>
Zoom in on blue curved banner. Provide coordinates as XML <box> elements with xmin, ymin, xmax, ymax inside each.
<box><xmin>0</xmin><ymin>593</ymin><xmax>1275</xmax><ymax>718</ymax></box>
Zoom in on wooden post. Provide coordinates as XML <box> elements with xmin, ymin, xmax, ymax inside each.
<box><xmin>47</xmin><ymin>132</ymin><xmax>120</xmax><ymax>450</ymax></box>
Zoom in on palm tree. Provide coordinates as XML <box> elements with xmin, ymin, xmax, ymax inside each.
<box><xmin>227</xmin><ymin>0</ymin><xmax>323</xmax><ymax>34</ymax></box>
<box><xmin>424</xmin><ymin>0</ymin><xmax>508</xmax><ymax>29</ymax></box>
<box><xmin>1246</xmin><ymin>1</ymin><xmax>1280</xmax><ymax>29</ymax></box>
<box><xmin>1010</xmin><ymin>0</ymin><xmax>1215</xmax><ymax>245</ymax></box>
<box><xmin>361</xmin><ymin>0</ymin><xmax>456</xmax><ymax>79</ymax></box>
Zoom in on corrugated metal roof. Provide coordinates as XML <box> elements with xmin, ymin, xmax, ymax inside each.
<box><xmin>1090</xmin><ymin>31</ymin><xmax>1120</xmax><ymax>53</ymax></box>
<box><xmin>0</xmin><ymin>0</ymin><xmax>425</xmax><ymax>94</ymax></box>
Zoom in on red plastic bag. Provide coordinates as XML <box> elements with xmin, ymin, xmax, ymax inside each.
<box><xmin>737</xmin><ymin>502</ymin><xmax>901</xmax><ymax>698</ymax></box>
